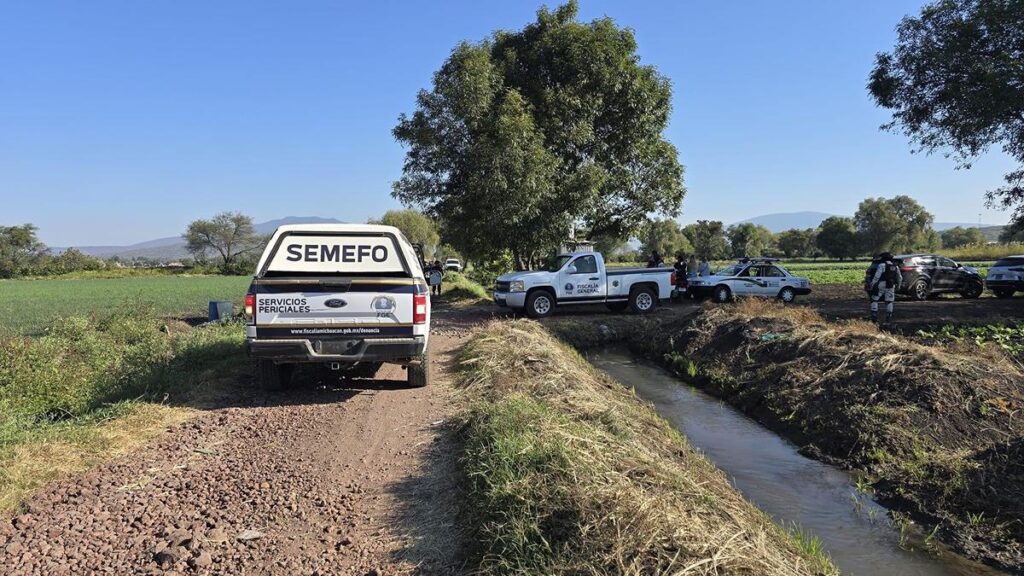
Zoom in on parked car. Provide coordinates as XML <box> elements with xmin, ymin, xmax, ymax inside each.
<box><xmin>244</xmin><ymin>224</ymin><xmax>431</xmax><ymax>389</ymax></box>
<box><xmin>985</xmin><ymin>255</ymin><xmax>1024</xmax><ymax>298</ymax></box>
<box><xmin>864</xmin><ymin>254</ymin><xmax>983</xmax><ymax>301</ymax></box>
<box><xmin>493</xmin><ymin>251</ymin><xmax>673</xmax><ymax>318</ymax></box>
<box><xmin>687</xmin><ymin>258</ymin><xmax>811</xmax><ymax>303</ymax></box>
<box><xmin>444</xmin><ymin>258</ymin><xmax>462</xmax><ymax>272</ymax></box>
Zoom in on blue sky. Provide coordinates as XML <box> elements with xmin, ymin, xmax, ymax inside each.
<box><xmin>1</xmin><ymin>1</ymin><xmax>1015</xmax><ymax>246</ymax></box>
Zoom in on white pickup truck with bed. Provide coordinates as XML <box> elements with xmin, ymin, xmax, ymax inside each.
<box><xmin>245</xmin><ymin>224</ymin><xmax>431</xmax><ymax>389</ymax></box>
<box><xmin>493</xmin><ymin>251</ymin><xmax>674</xmax><ymax>318</ymax></box>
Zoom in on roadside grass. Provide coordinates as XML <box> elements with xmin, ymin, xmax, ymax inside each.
<box><xmin>0</xmin><ymin>275</ymin><xmax>250</xmax><ymax>336</ymax></box>
<box><xmin>454</xmin><ymin>320</ymin><xmax>836</xmax><ymax>575</ymax></box>
<box><xmin>440</xmin><ymin>272</ymin><xmax>489</xmax><ymax>303</ymax></box>
<box><xmin>0</xmin><ymin>304</ymin><xmax>248</xmax><ymax>512</ymax></box>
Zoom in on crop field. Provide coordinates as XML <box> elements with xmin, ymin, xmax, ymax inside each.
<box><xmin>0</xmin><ymin>275</ymin><xmax>251</xmax><ymax>336</ymax></box>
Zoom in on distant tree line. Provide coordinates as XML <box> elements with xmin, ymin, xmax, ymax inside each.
<box><xmin>0</xmin><ymin>224</ymin><xmax>107</xmax><ymax>279</ymax></box>
<box><xmin>633</xmin><ymin>195</ymin><xmax>1012</xmax><ymax>262</ymax></box>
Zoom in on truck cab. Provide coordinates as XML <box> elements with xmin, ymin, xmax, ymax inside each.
<box><xmin>245</xmin><ymin>224</ymin><xmax>430</xmax><ymax>389</ymax></box>
<box><xmin>493</xmin><ymin>251</ymin><xmax>673</xmax><ymax>318</ymax></box>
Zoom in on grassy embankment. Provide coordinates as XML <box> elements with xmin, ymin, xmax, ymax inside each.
<box><xmin>454</xmin><ymin>319</ymin><xmax>836</xmax><ymax>575</ymax></box>
<box><xmin>440</xmin><ymin>271</ymin><xmax>490</xmax><ymax>303</ymax></box>
<box><xmin>549</xmin><ymin>301</ymin><xmax>1024</xmax><ymax>571</ymax></box>
<box><xmin>0</xmin><ymin>304</ymin><xmax>248</xmax><ymax>513</ymax></box>
<box><xmin>0</xmin><ymin>274</ymin><xmax>250</xmax><ymax>336</ymax></box>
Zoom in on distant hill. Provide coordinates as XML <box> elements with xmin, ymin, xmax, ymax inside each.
<box><xmin>734</xmin><ymin>211</ymin><xmax>837</xmax><ymax>232</ymax></box>
<box><xmin>57</xmin><ymin>216</ymin><xmax>344</xmax><ymax>261</ymax></box>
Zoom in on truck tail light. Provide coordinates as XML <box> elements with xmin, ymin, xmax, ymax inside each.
<box><xmin>244</xmin><ymin>293</ymin><xmax>255</xmax><ymax>323</ymax></box>
<box><xmin>413</xmin><ymin>293</ymin><xmax>428</xmax><ymax>325</ymax></box>
<box><xmin>670</xmin><ymin>271</ymin><xmax>677</xmax><ymax>286</ymax></box>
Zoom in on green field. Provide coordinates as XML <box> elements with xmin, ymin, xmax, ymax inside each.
<box><xmin>0</xmin><ymin>275</ymin><xmax>251</xmax><ymax>336</ymax></box>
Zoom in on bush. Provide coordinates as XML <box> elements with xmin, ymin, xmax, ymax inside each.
<box><xmin>0</xmin><ymin>305</ymin><xmax>244</xmax><ymax>434</ymax></box>
<box><xmin>441</xmin><ymin>272</ymin><xmax>489</xmax><ymax>301</ymax></box>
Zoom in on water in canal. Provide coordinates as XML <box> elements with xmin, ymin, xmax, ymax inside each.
<box><xmin>591</xmin><ymin>350</ymin><xmax>1004</xmax><ymax>576</ymax></box>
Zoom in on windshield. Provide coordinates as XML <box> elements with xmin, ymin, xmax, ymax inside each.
<box><xmin>716</xmin><ymin>264</ymin><xmax>745</xmax><ymax>277</ymax></box>
<box><xmin>542</xmin><ymin>255</ymin><xmax>572</xmax><ymax>272</ymax></box>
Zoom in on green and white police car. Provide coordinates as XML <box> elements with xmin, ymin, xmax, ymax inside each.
<box><xmin>687</xmin><ymin>258</ymin><xmax>812</xmax><ymax>303</ymax></box>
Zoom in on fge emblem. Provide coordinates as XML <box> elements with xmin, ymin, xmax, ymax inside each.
<box><xmin>564</xmin><ymin>283</ymin><xmax>574</xmax><ymax>292</ymax></box>
<box><xmin>372</xmin><ymin>296</ymin><xmax>396</xmax><ymax>317</ymax></box>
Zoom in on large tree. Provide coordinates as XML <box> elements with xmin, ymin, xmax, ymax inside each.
<box><xmin>682</xmin><ymin>220</ymin><xmax>729</xmax><ymax>260</ymax></box>
<box><xmin>392</xmin><ymin>1</ymin><xmax>685</xmax><ymax>268</ymax></box>
<box><xmin>815</xmin><ymin>216</ymin><xmax>860</xmax><ymax>260</ymax></box>
<box><xmin>869</xmin><ymin>0</ymin><xmax>1024</xmax><ymax>227</ymax></box>
<box><xmin>726</xmin><ymin>223</ymin><xmax>775</xmax><ymax>258</ymax></box>
<box><xmin>0</xmin><ymin>224</ymin><xmax>47</xmax><ymax>278</ymax></box>
<box><xmin>940</xmin><ymin>225</ymin><xmax>986</xmax><ymax>248</ymax></box>
<box><xmin>776</xmin><ymin>228</ymin><xmax>819</xmax><ymax>258</ymax></box>
<box><xmin>639</xmin><ymin>218</ymin><xmax>692</xmax><ymax>260</ymax></box>
<box><xmin>853</xmin><ymin>196</ymin><xmax>936</xmax><ymax>255</ymax></box>
<box><xmin>183</xmin><ymin>212</ymin><xmax>262</xmax><ymax>272</ymax></box>
<box><xmin>369</xmin><ymin>209</ymin><xmax>440</xmax><ymax>256</ymax></box>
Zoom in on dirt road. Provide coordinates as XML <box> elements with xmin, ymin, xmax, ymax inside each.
<box><xmin>0</xmin><ymin>311</ymin><xmax>482</xmax><ymax>576</ymax></box>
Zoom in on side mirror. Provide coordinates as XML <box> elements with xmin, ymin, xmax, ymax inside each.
<box><xmin>567</xmin><ymin>265</ymin><xmax>578</xmax><ymax>274</ymax></box>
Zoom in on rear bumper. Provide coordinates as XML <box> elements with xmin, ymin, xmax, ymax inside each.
<box><xmin>247</xmin><ymin>336</ymin><xmax>426</xmax><ymax>363</ymax></box>
<box><xmin>794</xmin><ymin>287</ymin><xmax>812</xmax><ymax>295</ymax></box>
<box><xmin>986</xmin><ymin>280</ymin><xmax>1024</xmax><ymax>291</ymax></box>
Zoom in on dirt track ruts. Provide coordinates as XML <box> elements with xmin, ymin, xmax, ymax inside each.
<box><xmin>0</xmin><ymin>309</ymin><xmax>486</xmax><ymax>576</ymax></box>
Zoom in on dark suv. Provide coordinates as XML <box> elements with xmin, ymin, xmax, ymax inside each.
<box><xmin>864</xmin><ymin>254</ymin><xmax>984</xmax><ymax>301</ymax></box>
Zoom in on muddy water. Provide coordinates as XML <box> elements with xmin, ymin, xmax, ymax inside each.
<box><xmin>592</xmin><ymin>350</ymin><xmax>1004</xmax><ymax>576</ymax></box>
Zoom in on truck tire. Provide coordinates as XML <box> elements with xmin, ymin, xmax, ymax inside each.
<box><xmin>778</xmin><ymin>287</ymin><xmax>796</xmax><ymax>303</ymax></box>
<box><xmin>408</xmin><ymin>347</ymin><xmax>430</xmax><ymax>388</ymax></box>
<box><xmin>994</xmin><ymin>288</ymin><xmax>1015</xmax><ymax>299</ymax></box>
<box><xmin>961</xmin><ymin>281</ymin><xmax>983</xmax><ymax>299</ymax></box>
<box><xmin>629</xmin><ymin>286</ymin><xmax>657</xmax><ymax>314</ymax></box>
<box><xmin>911</xmin><ymin>278</ymin><xmax>930</xmax><ymax>301</ymax></box>
<box><xmin>255</xmin><ymin>359</ymin><xmax>292</xmax><ymax>391</ymax></box>
<box><xmin>713</xmin><ymin>285</ymin><xmax>732</xmax><ymax>303</ymax></box>
<box><xmin>525</xmin><ymin>290</ymin><xmax>555</xmax><ymax>318</ymax></box>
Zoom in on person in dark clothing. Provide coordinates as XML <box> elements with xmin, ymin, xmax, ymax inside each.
<box><xmin>673</xmin><ymin>253</ymin><xmax>687</xmax><ymax>274</ymax></box>
<box><xmin>868</xmin><ymin>252</ymin><xmax>903</xmax><ymax>323</ymax></box>
<box><xmin>647</xmin><ymin>250</ymin><xmax>664</xmax><ymax>268</ymax></box>
<box><xmin>428</xmin><ymin>260</ymin><xmax>443</xmax><ymax>296</ymax></box>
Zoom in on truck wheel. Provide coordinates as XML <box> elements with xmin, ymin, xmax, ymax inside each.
<box><xmin>994</xmin><ymin>288</ymin><xmax>1015</xmax><ymax>299</ymax></box>
<box><xmin>778</xmin><ymin>287</ymin><xmax>796</xmax><ymax>303</ymax></box>
<box><xmin>713</xmin><ymin>285</ymin><xmax>732</xmax><ymax>303</ymax></box>
<box><xmin>525</xmin><ymin>290</ymin><xmax>555</xmax><ymax>318</ymax></box>
<box><xmin>629</xmin><ymin>287</ymin><xmax>657</xmax><ymax>313</ymax></box>
<box><xmin>911</xmin><ymin>279</ymin><xmax>930</xmax><ymax>301</ymax></box>
<box><xmin>255</xmin><ymin>359</ymin><xmax>292</xmax><ymax>391</ymax></box>
<box><xmin>961</xmin><ymin>281</ymin><xmax>983</xmax><ymax>299</ymax></box>
<box><xmin>606</xmin><ymin>301</ymin><xmax>629</xmax><ymax>312</ymax></box>
<box><xmin>407</xmin><ymin>347</ymin><xmax>430</xmax><ymax>388</ymax></box>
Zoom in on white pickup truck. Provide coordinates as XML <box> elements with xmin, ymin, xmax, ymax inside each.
<box><xmin>245</xmin><ymin>224</ymin><xmax>431</xmax><ymax>390</ymax></box>
<box><xmin>493</xmin><ymin>252</ymin><xmax>674</xmax><ymax>318</ymax></box>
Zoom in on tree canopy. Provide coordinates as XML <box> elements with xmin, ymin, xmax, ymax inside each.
<box><xmin>776</xmin><ymin>228</ymin><xmax>818</xmax><ymax>258</ymax></box>
<box><xmin>869</xmin><ymin>0</ymin><xmax>1024</xmax><ymax>227</ymax></box>
<box><xmin>369</xmin><ymin>209</ymin><xmax>440</xmax><ymax>256</ymax></box>
<box><xmin>815</xmin><ymin>216</ymin><xmax>860</xmax><ymax>260</ymax></box>
<box><xmin>853</xmin><ymin>196</ymin><xmax>936</xmax><ymax>254</ymax></box>
<box><xmin>183</xmin><ymin>212</ymin><xmax>263</xmax><ymax>272</ymax></box>
<box><xmin>0</xmin><ymin>224</ymin><xmax>47</xmax><ymax>278</ymax></box>
<box><xmin>392</xmin><ymin>1</ymin><xmax>685</xmax><ymax>268</ymax></box>
<box><xmin>726</xmin><ymin>223</ymin><xmax>775</xmax><ymax>258</ymax></box>
<box><xmin>682</xmin><ymin>220</ymin><xmax>729</xmax><ymax>260</ymax></box>
<box><xmin>940</xmin><ymin>225</ymin><xmax>986</xmax><ymax>248</ymax></box>
<box><xmin>639</xmin><ymin>218</ymin><xmax>692</xmax><ymax>260</ymax></box>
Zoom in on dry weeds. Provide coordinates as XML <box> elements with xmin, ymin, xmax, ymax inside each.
<box><xmin>455</xmin><ymin>320</ymin><xmax>835</xmax><ymax>576</ymax></box>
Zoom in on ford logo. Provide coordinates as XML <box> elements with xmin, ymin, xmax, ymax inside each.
<box><xmin>324</xmin><ymin>298</ymin><xmax>347</xmax><ymax>308</ymax></box>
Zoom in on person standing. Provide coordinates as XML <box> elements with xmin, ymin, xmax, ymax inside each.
<box><xmin>698</xmin><ymin>257</ymin><xmax>711</xmax><ymax>277</ymax></box>
<box><xmin>647</xmin><ymin>250</ymin><xmax>664</xmax><ymax>268</ymax></box>
<box><xmin>687</xmin><ymin>255</ymin><xmax>699</xmax><ymax>277</ymax></box>
<box><xmin>868</xmin><ymin>252</ymin><xmax>902</xmax><ymax>324</ymax></box>
<box><xmin>428</xmin><ymin>259</ymin><xmax>443</xmax><ymax>296</ymax></box>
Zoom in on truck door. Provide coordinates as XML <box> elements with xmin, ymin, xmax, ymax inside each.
<box><xmin>558</xmin><ymin>254</ymin><xmax>606</xmax><ymax>301</ymax></box>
